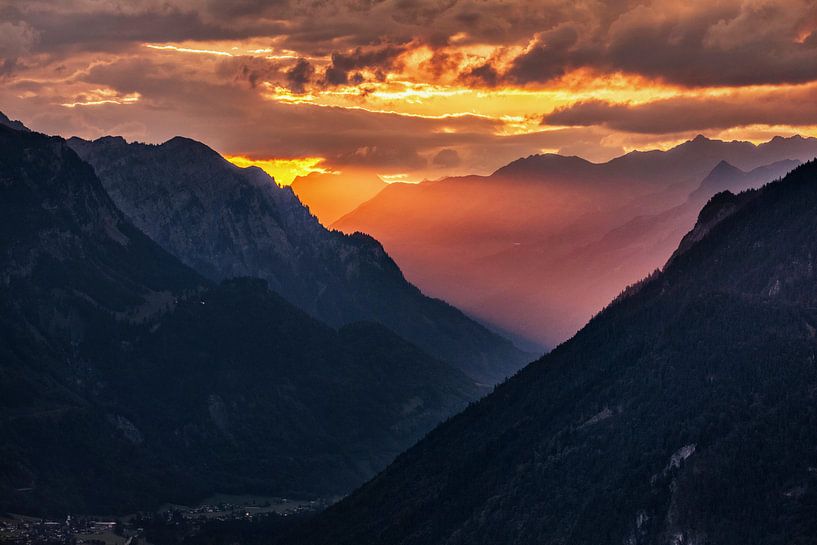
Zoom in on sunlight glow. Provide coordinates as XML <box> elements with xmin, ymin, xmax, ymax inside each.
<box><xmin>145</xmin><ymin>44</ymin><xmax>234</xmax><ymax>56</ymax></box>
<box><xmin>225</xmin><ymin>155</ymin><xmax>330</xmax><ymax>185</ymax></box>
<box><xmin>61</xmin><ymin>90</ymin><xmax>141</xmax><ymax>108</ymax></box>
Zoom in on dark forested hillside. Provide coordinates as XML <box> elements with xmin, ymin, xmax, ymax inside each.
<box><xmin>0</xmin><ymin>124</ymin><xmax>478</xmax><ymax>515</ymax></box>
<box><xmin>287</xmin><ymin>160</ymin><xmax>817</xmax><ymax>545</ymax></box>
<box><xmin>66</xmin><ymin>135</ymin><xmax>528</xmax><ymax>384</ymax></box>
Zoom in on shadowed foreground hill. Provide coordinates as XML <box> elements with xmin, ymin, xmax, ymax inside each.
<box><xmin>288</xmin><ymin>161</ymin><xmax>817</xmax><ymax>545</ymax></box>
<box><xmin>66</xmin><ymin>135</ymin><xmax>527</xmax><ymax>384</ymax></box>
<box><xmin>0</xmin><ymin>124</ymin><xmax>478</xmax><ymax>515</ymax></box>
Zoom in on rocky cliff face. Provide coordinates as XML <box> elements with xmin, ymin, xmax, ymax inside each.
<box><xmin>68</xmin><ymin>135</ymin><xmax>528</xmax><ymax>383</ymax></box>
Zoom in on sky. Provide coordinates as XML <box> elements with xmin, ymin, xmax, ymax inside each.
<box><xmin>2</xmin><ymin>0</ymin><xmax>817</xmax><ymax>184</ymax></box>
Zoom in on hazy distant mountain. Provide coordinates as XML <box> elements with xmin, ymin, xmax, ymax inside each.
<box><xmin>289</xmin><ymin>159</ymin><xmax>817</xmax><ymax>545</ymax></box>
<box><xmin>291</xmin><ymin>170</ymin><xmax>387</xmax><ymax>225</ymax></box>
<box><xmin>333</xmin><ymin>136</ymin><xmax>817</xmax><ymax>346</ymax></box>
<box><xmin>67</xmin><ymin>135</ymin><xmax>528</xmax><ymax>384</ymax></box>
<box><xmin>478</xmin><ymin>157</ymin><xmax>802</xmax><ymax>345</ymax></box>
<box><xmin>688</xmin><ymin>158</ymin><xmax>800</xmax><ymax>202</ymax></box>
<box><xmin>0</xmin><ymin>124</ymin><xmax>479</xmax><ymax>515</ymax></box>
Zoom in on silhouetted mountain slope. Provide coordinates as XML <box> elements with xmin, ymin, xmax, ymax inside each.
<box><xmin>289</xmin><ymin>160</ymin><xmax>817</xmax><ymax>545</ymax></box>
<box><xmin>333</xmin><ymin>136</ymin><xmax>817</xmax><ymax>346</ymax></box>
<box><xmin>66</xmin><ymin>135</ymin><xmax>527</xmax><ymax>384</ymax></box>
<box><xmin>291</xmin><ymin>169</ymin><xmax>386</xmax><ymax>225</ymax></box>
<box><xmin>0</xmin><ymin>125</ymin><xmax>478</xmax><ymax>515</ymax></box>
<box><xmin>0</xmin><ymin>111</ymin><xmax>29</xmax><ymax>132</ymax></box>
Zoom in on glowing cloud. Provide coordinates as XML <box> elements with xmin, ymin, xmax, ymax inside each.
<box><xmin>145</xmin><ymin>44</ymin><xmax>234</xmax><ymax>56</ymax></box>
<box><xmin>61</xmin><ymin>90</ymin><xmax>141</xmax><ymax>108</ymax></box>
<box><xmin>5</xmin><ymin>0</ymin><xmax>817</xmax><ymax>178</ymax></box>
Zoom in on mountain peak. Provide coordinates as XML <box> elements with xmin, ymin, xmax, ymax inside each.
<box><xmin>491</xmin><ymin>152</ymin><xmax>595</xmax><ymax>180</ymax></box>
<box><xmin>163</xmin><ymin>135</ymin><xmax>198</xmax><ymax>146</ymax></box>
<box><xmin>162</xmin><ymin>135</ymin><xmax>212</xmax><ymax>151</ymax></box>
<box><xmin>0</xmin><ymin>111</ymin><xmax>31</xmax><ymax>132</ymax></box>
<box><xmin>709</xmin><ymin>159</ymin><xmax>743</xmax><ymax>177</ymax></box>
<box><xmin>159</xmin><ymin>135</ymin><xmax>229</xmax><ymax>163</ymax></box>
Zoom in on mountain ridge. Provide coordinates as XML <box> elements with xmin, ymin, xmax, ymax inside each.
<box><xmin>67</xmin><ymin>133</ymin><xmax>528</xmax><ymax>384</ymax></box>
<box><xmin>0</xmin><ymin>124</ymin><xmax>480</xmax><ymax>515</ymax></box>
<box><xmin>332</xmin><ymin>134</ymin><xmax>817</xmax><ymax>346</ymax></box>
<box><xmin>286</xmin><ymin>158</ymin><xmax>817</xmax><ymax>545</ymax></box>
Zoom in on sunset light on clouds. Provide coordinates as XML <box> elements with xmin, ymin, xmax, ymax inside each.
<box><xmin>2</xmin><ymin>0</ymin><xmax>817</xmax><ymax>181</ymax></box>
<box><xmin>8</xmin><ymin>2</ymin><xmax>817</xmax><ymax>534</ymax></box>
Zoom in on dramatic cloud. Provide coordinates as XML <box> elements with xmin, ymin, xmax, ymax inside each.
<box><xmin>462</xmin><ymin>0</ymin><xmax>817</xmax><ymax>88</ymax></box>
<box><xmin>323</xmin><ymin>44</ymin><xmax>408</xmax><ymax>86</ymax></box>
<box><xmin>286</xmin><ymin>59</ymin><xmax>315</xmax><ymax>93</ymax></box>
<box><xmin>544</xmin><ymin>85</ymin><xmax>817</xmax><ymax>134</ymax></box>
<box><xmin>0</xmin><ymin>20</ymin><xmax>38</xmax><ymax>74</ymax></box>
<box><xmin>432</xmin><ymin>148</ymin><xmax>461</xmax><ymax>167</ymax></box>
<box><xmin>2</xmin><ymin>0</ymin><xmax>817</xmax><ymax>179</ymax></box>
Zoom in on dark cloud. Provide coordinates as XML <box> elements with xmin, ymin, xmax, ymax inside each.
<box><xmin>0</xmin><ymin>20</ymin><xmax>37</xmax><ymax>75</ymax></box>
<box><xmin>543</xmin><ymin>87</ymin><xmax>817</xmax><ymax>134</ymax></box>
<box><xmin>457</xmin><ymin>0</ymin><xmax>817</xmax><ymax>88</ymax></box>
<box><xmin>6</xmin><ymin>0</ymin><xmax>817</xmax><ymax>87</ymax></box>
<box><xmin>333</xmin><ymin>144</ymin><xmax>427</xmax><ymax>170</ymax></box>
<box><xmin>222</xmin><ymin>57</ymin><xmax>288</xmax><ymax>88</ymax></box>
<box><xmin>202</xmin><ymin>0</ymin><xmax>292</xmax><ymax>19</ymax></box>
<box><xmin>432</xmin><ymin>148</ymin><xmax>461</xmax><ymax>167</ymax></box>
<box><xmin>286</xmin><ymin>58</ymin><xmax>315</xmax><ymax>93</ymax></box>
<box><xmin>454</xmin><ymin>11</ymin><xmax>481</xmax><ymax>26</ymax></box>
<box><xmin>322</xmin><ymin>44</ymin><xmax>407</xmax><ymax>86</ymax></box>
<box><xmin>22</xmin><ymin>9</ymin><xmax>248</xmax><ymax>54</ymax></box>
<box><xmin>391</xmin><ymin>0</ymin><xmax>458</xmax><ymax>26</ymax></box>
<box><xmin>6</xmin><ymin>0</ymin><xmax>817</xmax><ymax>178</ymax></box>
<box><xmin>459</xmin><ymin>63</ymin><xmax>499</xmax><ymax>87</ymax></box>
<box><xmin>505</xmin><ymin>26</ymin><xmax>579</xmax><ymax>84</ymax></box>
<box><xmin>597</xmin><ymin>1</ymin><xmax>817</xmax><ymax>87</ymax></box>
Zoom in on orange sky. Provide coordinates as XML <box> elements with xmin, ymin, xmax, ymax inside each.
<box><xmin>2</xmin><ymin>0</ymin><xmax>817</xmax><ymax>183</ymax></box>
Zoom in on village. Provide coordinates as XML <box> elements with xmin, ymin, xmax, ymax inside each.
<box><xmin>0</xmin><ymin>496</ymin><xmax>328</xmax><ymax>545</ymax></box>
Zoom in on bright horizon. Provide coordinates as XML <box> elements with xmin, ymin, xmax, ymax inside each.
<box><xmin>3</xmin><ymin>1</ymin><xmax>817</xmax><ymax>184</ymax></box>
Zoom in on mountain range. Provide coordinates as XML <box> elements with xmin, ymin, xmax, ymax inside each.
<box><xmin>0</xmin><ymin>121</ymin><xmax>481</xmax><ymax>515</ymax></box>
<box><xmin>333</xmin><ymin>135</ymin><xmax>817</xmax><ymax>347</ymax></box>
<box><xmin>66</xmin><ymin>135</ymin><xmax>528</xmax><ymax>384</ymax></box>
<box><xmin>287</xmin><ymin>158</ymin><xmax>817</xmax><ymax>545</ymax></box>
<box><xmin>7</xmin><ymin>105</ymin><xmax>817</xmax><ymax>543</ymax></box>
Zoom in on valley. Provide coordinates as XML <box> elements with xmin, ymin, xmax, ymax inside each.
<box><xmin>3</xmin><ymin>2</ymin><xmax>817</xmax><ymax>541</ymax></box>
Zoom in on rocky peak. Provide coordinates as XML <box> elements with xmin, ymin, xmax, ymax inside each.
<box><xmin>0</xmin><ymin>111</ymin><xmax>30</xmax><ymax>132</ymax></box>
